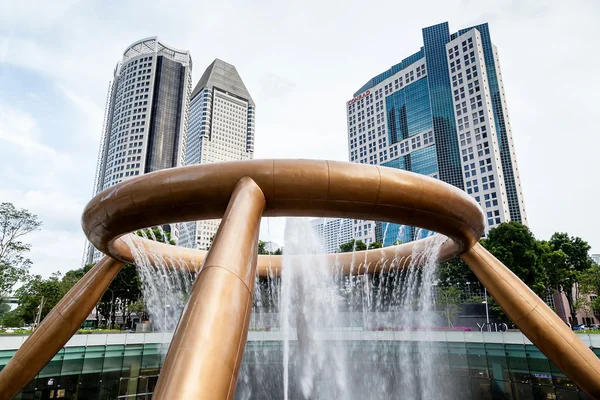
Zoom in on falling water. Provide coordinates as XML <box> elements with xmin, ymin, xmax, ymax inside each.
<box><xmin>123</xmin><ymin>228</ymin><xmax>196</xmax><ymax>336</ymax></box>
<box><xmin>122</xmin><ymin>219</ymin><xmax>451</xmax><ymax>398</ymax></box>
<box><xmin>274</xmin><ymin>219</ymin><xmax>448</xmax><ymax>399</ymax></box>
<box><xmin>392</xmin><ymin>233</ymin><xmax>447</xmax><ymax>398</ymax></box>
<box><xmin>281</xmin><ymin>218</ymin><xmax>349</xmax><ymax>399</ymax></box>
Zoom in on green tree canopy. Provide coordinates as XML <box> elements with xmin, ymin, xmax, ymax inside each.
<box><xmin>547</xmin><ymin>232</ymin><xmax>593</xmax><ymax>324</ymax></box>
<box><xmin>437</xmin><ymin>257</ymin><xmax>481</xmax><ymax>290</ymax></box>
<box><xmin>257</xmin><ymin>240</ymin><xmax>282</xmax><ymax>255</ymax></box>
<box><xmin>0</xmin><ymin>202</ymin><xmax>42</xmax><ymax>298</ymax></box>
<box><xmin>60</xmin><ymin>264</ymin><xmax>94</xmax><ymax>294</ymax></box>
<box><xmin>1</xmin><ymin>309</ymin><xmax>24</xmax><ymax>328</ymax></box>
<box><xmin>136</xmin><ymin>228</ymin><xmax>175</xmax><ymax>245</ymax></box>
<box><xmin>481</xmin><ymin>222</ymin><xmax>548</xmax><ymax>296</ymax></box>
<box><xmin>436</xmin><ymin>286</ymin><xmax>462</xmax><ymax>326</ymax></box>
<box><xmin>93</xmin><ymin>227</ymin><xmax>175</xmax><ymax>328</ymax></box>
<box><xmin>583</xmin><ymin>263</ymin><xmax>600</xmax><ymax>314</ymax></box>
<box><xmin>0</xmin><ymin>302</ymin><xmax>10</xmax><ymax>319</ymax></box>
<box><xmin>97</xmin><ymin>263</ymin><xmax>142</xmax><ymax>329</ymax></box>
<box><xmin>258</xmin><ymin>240</ymin><xmax>268</xmax><ymax>255</ymax></box>
<box><xmin>14</xmin><ymin>273</ymin><xmax>64</xmax><ymax>325</ymax></box>
<box><xmin>338</xmin><ymin>239</ymin><xmax>367</xmax><ymax>253</ymax></box>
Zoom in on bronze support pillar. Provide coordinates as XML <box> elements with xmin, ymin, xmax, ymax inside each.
<box><xmin>0</xmin><ymin>256</ymin><xmax>125</xmax><ymax>400</ymax></box>
<box><xmin>462</xmin><ymin>243</ymin><xmax>600</xmax><ymax>398</ymax></box>
<box><xmin>152</xmin><ymin>177</ymin><xmax>265</xmax><ymax>400</ymax></box>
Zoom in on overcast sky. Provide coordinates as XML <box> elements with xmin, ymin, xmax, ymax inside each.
<box><xmin>1</xmin><ymin>0</ymin><xmax>598</xmax><ymax>277</ymax></box>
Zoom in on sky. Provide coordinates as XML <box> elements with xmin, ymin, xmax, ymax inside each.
<box><xmin>0</xmin><ymin>0</ymin><xmax>599</xmax><ymax>277</ymax></box>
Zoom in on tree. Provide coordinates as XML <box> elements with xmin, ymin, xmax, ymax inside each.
<box><xmin>481</xmin><ymin>222</ymin><xmax>548</xmax><ymax>296</ymax></box>
<box><xmin>96</xmin><ymin>263</ymin><xmax>143</xmax><ymax>329</ymax></box>
<box><xmin>136</xmin><ymin>228</ymin><xmax>175</xmax><ymax>245</ymax></box>
<box><xmin>548</xmin><ymin>232</ymin><xmax>593</xmax><ymax>324</ymax></box>
<box><xmin>0</xmin><ymin>302</ymin><xmax>10</xmax><ymax>319</ymax></box>
<box><xmin>14</xmin><ymin>273</ymin><xmax>64</xmax><ymax>324</ymax></box>
<box><xmin>436</xmin><ymin>286</ymin><xmax>462</xmax><ymax>326</ymax></box>
<box><xmin>539</xmin><ymin>241</ymin><xmax>569</xmax><ymax>294</ymax></box>
<box><xmin>92</xmin><ymin>228</ymin><xmax>174</xmax><ymax>329</ymax></box>
<box><xmin>338</xmin><ymin>239</ymin><xmax>367</xmax><ymax>253</ymax></box>
<box><xmin>437</xmin><ymin>257</ymin><xmax>481</xmax><ymax>290</ymax></box>
<box><xmin>257</xmin><ymin>240</ymin><xmax>282</xmax><ymax>255</ymax></box>
<box><xmin>0</xmin><ymin>202</ymin><xmax>42</xmax><ymax>298</ymax></box>
<box><xmin>368</xmin><ymin>242</ymin><xmax>383</xmax><ymax>250</ymax></box>
<box><xmin>258</xmin><ymin>240</ymin><xmax>268</xmax><ymax>255</ymax></box>
<box><xmin>128</xmin><ymin>299</ymin><xmax>147</xmax><ymax>322</ymax></box>
<box><xmin>1</xmin><ymin>309</ymin><xmax>24</xmax><ymax>328</ymax></box>
<box><xmin>577</xmin><ymin>263</ymin><xmax>600</xmax><ymax>317</ymax></box>
<box><xmin>60</xmin><ymin>264</ymin><xmax>94</xmax><ymax>294</ymax></box>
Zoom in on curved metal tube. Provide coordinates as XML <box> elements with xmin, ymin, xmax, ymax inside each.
<box><xmin>2</xmin><ymin>159</ymin><xmax>599</xmax><ymax>399</ymax></box>
<box><xmin>116</xmin><ymin>232</ymin><xmax>461</xmax><ymax>276</ymax></box>
<box><xmin>153</xmin><ymin>177</ymin><xmax>265</xmax><ymax>399</ymax></box>
<box><xmin>0</xmin><ymin>257</ymin><xmax>125</xmax><ymax>400</ymax></box>
<box><xmin>82</xmin><ymin>159</ymin><xmax>485</xmax><ymax>263</ymax></box>
<box><xmin>461</xmin><ymin>243</ymin><xmax>600</xmax><ymax>398</ymax></box>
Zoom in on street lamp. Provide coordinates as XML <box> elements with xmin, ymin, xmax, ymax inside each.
<box><xmin>482</xmin><ymin>287</ymin><xmax>490</xmax><ymax>327</ymax></box>
<box><xmin>106</xmin><ymin>288</ymin><xmax>115</xmax><ymax>329</ymax></box>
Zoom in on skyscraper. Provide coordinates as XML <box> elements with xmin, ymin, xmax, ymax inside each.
<box><xmin>310</xmin><ymin>218</ymin><xmax>354</xmax><ymax>254</ymax></box>
<box><xmin>85</xmin><ymin>37</ymin><xmax>193</xmax><ymax>265</ymax></box>
<box><xmin>178</xmin><ymin>59</ymin><xmax>255</xmax><ymax>250</ymax></box>
<box><xmin>347</xmin><ymin>22</ymin><xmax>527</xmax><ymax>245</ymax></box>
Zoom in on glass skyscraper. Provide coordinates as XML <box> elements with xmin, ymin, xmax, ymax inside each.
<box><xmin>85</xmin><ymin>37</ymin><xmax>193</xmax><ymax>265</ymax></box>
<box><xmin>347</xmin><ymin>22</ymin><xmax>527</xmax><ymax>245</ymax></box>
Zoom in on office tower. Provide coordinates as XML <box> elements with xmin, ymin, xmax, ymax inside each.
<box><xmin>85</xmin><ymin>37</ymin><xmax>193</xmax><ymax>265</ymax></box>
<box><xmin>178</xmin><ymin>59</ymin><xmax>255</xmax><ymax>250</ymax></box>
<box><xmin>310</xmin><ymin>218</ymin><xmax>354</xmax><ymax>253</ymax></box>
<box><xmin>347</xmin><ymin>22</ymin><xmax>527</xmax><ymax>245</ymax></box>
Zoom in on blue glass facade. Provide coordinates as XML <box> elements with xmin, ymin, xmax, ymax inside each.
<box><xmin>385</xmin><ymin>78</ymin><xmax>433</xmax><ymax>144</ymax></box>
<box><xmin>350</xmin><ymin>21</ymin><xmax>527</xmax><ymax>244</ymax></box>
<box><xmin>422</xmin><ymin>22</ymin><xmax>464</xmax><ymax>190</ymax></box>
<box><xmin>411</xmin><ymin>145</ymin><xmax>438</xmax><ymax>176</ymax></box>
<box><xmin>4</xmin><ymin>333</ymin><xmax>598</xmax><ymax>399</ymax></box>
<box><xmin>380</xmin><ymin>144</ymin><xmax>437</xmax><ymax>246</ymax></box>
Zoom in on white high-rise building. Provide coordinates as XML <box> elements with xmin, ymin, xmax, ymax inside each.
<box><xmin>346</xmin><ymin>22</ymin><xmax>527</xmax><ymax>245</ymax></box>
<box><xmin>310</xmin><ymin>218</ymin><xmax>354</xmax><ymax>253</ymax></box>
<box><xmin>178</xmin><ymin>59</ymin><xmax>255</xmax><ymax>250</ymax></box>
<box><xmin>84</xmin><ymin>37</ymin><xmax>193</xmax><ymax>265</ymax></box>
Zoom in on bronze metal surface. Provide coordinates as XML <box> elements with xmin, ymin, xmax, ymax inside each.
<box><xmin>82</xmin><ymin>159</ymin><xmax>484</xmax><ymax>263</ymax></box>
<box><xmin>152</xmin><ymin>177</ymin><xmax>265</xmax><ymax>399</ymax></box>
<box><xmin>2</xmin><ymin>159</ymin><xmax>599</xmax><ymax>399</ymax></box>
<box><xmin>0</xmin><ymin>257</ymin><xmax>124</xmax><ymax>400</ymax></box>
<box><xmin>114</xmin><ymin>233</ymin><xmax>461</xmax><ymax>277</ymax></box>
<box><xmin>461</xmin><ymin>244</ymin><xmax>600</xmax><ymax>397</ymax></box>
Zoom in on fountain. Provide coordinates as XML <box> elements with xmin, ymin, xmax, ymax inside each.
<box><xmin>0</xmin><ymin>159</ymin><xmax>599</xmax><ymax>400</ymax></box>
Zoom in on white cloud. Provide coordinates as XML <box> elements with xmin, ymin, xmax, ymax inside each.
<box><xmin>0</xmin><ymin>188</ymin><xmax>88</xmax><ymax>277</ymax></box>
<box><xmin>0</xmin><ymin>0</ymin><xmax>598</xmax><ymax>282</ymax></box>
<box><xmin>0</xmin><ymin>0</ymin><xmax>82</xmax><ymax>32</ymax></box>
<box><xmin>57</xmin><ymin>84</ymin><xmax>103</xmax><ymax>133</ymax></box>
<box><xmin>27</xmin><ymin>229</ymin><xmax>86</xmax><ymax>277</ymax></box>
<box><xmin>0</xmin><ymin>189</ymin><xmax>86</xmax><ymax>231</ymax></box>
<box><xmin>0</xmin><ymin>104</ymin><xmax>58</xmax><ymax>156</ymax></box>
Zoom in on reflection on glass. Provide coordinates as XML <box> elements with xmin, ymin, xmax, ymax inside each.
<box><xmin>2</xmin><ymin>336</ymin><xmax>597</xmax><ymax>399</ymax></box>
<box><xmin>525</xmin><ymin>345</ymin><xmax>552</xmax><ymax>386</ymax></box>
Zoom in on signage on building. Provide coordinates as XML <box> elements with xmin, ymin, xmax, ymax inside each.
<box><xmin>347</xmin><ymin>90</ymin><xmax>370</xmax><ymax>106</ymax></box>
<box><xmin>477</xmin><ymin>322</ymin><xmax>509</xmax><ymax>332</ymax></box>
